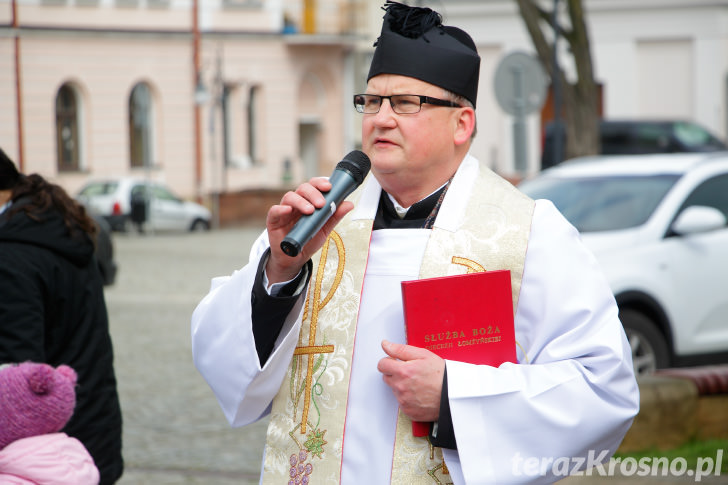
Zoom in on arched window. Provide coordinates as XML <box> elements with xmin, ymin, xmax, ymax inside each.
<box><xmin>129</xmin><ymin>82</ymin><xmax>153</xmax><ymax>168</ymax></box>
<box><xmin>55</xmin><ymin>84</ymin><xmax>80</xmax><ymax>172</ymax></box>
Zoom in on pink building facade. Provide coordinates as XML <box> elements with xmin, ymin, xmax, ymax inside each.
<box><xmin>5</xmin><ymin>1</ymin><xmax>726</xmax><ymax>199</ymax></box>
<box><xmin>1</xmin><ymin>0</ymin><xmax>362</xmax><ymax>203</ymax></box>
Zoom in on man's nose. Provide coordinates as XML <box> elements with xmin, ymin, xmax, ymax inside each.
<box><xmin>374</xmin><ymin>97</ymin><xmax>397</xmax><ymax>117</ymax></box>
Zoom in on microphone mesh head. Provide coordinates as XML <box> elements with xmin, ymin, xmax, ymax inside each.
<box><xmin>337</xmin><ymin>150</ymin><xmax>371</xmax><ymax>184</ymax></box>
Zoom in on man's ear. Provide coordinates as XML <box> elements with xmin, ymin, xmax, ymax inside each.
<box><xmin>453</xmin><ymin>107</ymin><xmax>476</xmax><ymax>146</ymax></box>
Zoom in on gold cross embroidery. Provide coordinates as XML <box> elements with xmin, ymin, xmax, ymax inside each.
<box><xmin>451</xmin><ymin>256</ymin><xmax>485</xmax><ymax>273</ymax></box>
<box><xmin>292</xmin><ymin>231</ymin><xmax>345</xmax><ymax>434</ymax></box>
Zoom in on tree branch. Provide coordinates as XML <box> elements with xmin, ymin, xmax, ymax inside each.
<box><xmin>514</xmin><ymin>0</ymin><xmax>600</xmax><ymax>162</ymax></box>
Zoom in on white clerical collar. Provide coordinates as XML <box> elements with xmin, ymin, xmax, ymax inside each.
<box><xmin>0</xmin><ymin>201</ymin><xmax>10</xmax><ymax>214</ymax></box>
<box><xmin>351</xmin><ymin>153</ymin><xmax>478</xmax><ymax>224</ymax></box>
<box><xmin>386</xmin><ymin>182</ymin><xmax>449</xmax><ymax>219</ymax></box>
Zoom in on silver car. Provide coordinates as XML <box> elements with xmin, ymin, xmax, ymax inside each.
<box><xmin>519</xmin><ymin>152</ymin><xmax>728</xmax><ymax>375</ymax></box>
<box><xmin>77</xmin><ymin>177</ymin><xmax>211</xmax><ymax>233</ymax></box>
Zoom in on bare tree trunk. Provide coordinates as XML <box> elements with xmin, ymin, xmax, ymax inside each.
<box><xmin>514</xmin><ymin>0</ymin><xmax>600</xmax><ymax>162</ymax></box>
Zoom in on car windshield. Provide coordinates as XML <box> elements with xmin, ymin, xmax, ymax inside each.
<box><xmin>519</xmin><ymin>174</ymin><xmax>680</xmax><ymax>232</ymax></box>
<box><xmin>672</xmin><ymin>122</ymin><xmax>726</xmax><ymax>150</ymax></box>
<box><xmin>78</xmin><ymin>182</ymin><xmax>119</xmax><ymax>196</ymax></box>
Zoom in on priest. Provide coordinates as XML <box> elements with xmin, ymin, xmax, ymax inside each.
<box><xmin>191</xmin><ymin>2</ymin><xmax>639</xmax><ymax>483</ymax></box>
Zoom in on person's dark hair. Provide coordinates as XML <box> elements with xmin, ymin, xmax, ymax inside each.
<box><xmin>0</xmin><ymin>147</ymin><xmax>22</xmax><ymax>190</ymax></box>
<box><xmin>0</xmin><ymin>148</ymin><xmax>97</xmax><ymax>241</ymax></box>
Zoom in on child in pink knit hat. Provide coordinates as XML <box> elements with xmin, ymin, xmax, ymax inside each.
<box><xmin>0</xmin><ymin>362</ymin><xmax>100</xmax><ymax>484</ymax></box>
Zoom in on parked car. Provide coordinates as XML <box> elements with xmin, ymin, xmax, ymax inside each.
<box><xmin>541</xmin><ymin>119</ymin><xmax>727</xmax><ymax>169</ymax></box>
<box><xmin>518</xmin><ymin>152</ymin><xmax>728</xmax><ymax>375</ymax></box>
<box><xmin>77</xmin><ymin>177</ymin><xmax>211</xmax><ymax>233</ymax></box>
<box><xmin>91</xmin><ymin>213</ymin><xmax>117</xmax><ymax>286</ymax></box>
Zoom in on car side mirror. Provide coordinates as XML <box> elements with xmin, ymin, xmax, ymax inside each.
<box><xmin>670</xmin><ymin>206</ymin><xmax>726</xmax><ymax>235</ymax></box>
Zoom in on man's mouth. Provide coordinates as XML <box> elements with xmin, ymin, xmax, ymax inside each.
<box><xmin>374</xmin><ymin>137</ymin><xmax>396</xmax><ymax>147</ymax></box>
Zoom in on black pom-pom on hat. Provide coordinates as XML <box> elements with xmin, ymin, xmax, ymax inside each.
<box><xmin>382</xmin><ymin>1</ymin><xmax>441</xmax><ymax>40</ymax></box>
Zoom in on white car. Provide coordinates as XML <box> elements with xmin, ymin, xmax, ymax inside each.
<box><xmin>519</xmin><ymin>152</ymin><xmax>728</xmax><ymax>375</ymax></box>
<box><xmin>77</xmin><ymin>177</ymin><xmax>211</xmax><ymax>233</ymax></box>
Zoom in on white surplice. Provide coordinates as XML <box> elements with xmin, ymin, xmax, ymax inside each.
<box><xmin>191</xmin><ymin>155</ymin><xmax>639</xmax><ymax>484</ymax></box>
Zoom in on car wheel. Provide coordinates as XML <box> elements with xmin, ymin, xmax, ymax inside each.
<box><xmin>620</xmin><ymin>309</ymin><xmax>670</xmax><ymax>376</ymax></box>
<box><xmin>190</xmin><ymin>219</ymin><xmax>210</xmax><ymax>232</ymax></box>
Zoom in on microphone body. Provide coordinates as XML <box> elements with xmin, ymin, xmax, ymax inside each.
<box><xmin>280</xmin><ymin>150</ymin><xmax>371</xmax><ymax>257</ymax></box>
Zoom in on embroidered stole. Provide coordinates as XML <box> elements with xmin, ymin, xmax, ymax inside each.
<box><xmin>261</xmin><ymin>166</ymin><xmax>535</xmax><ymax>484</ymax></box>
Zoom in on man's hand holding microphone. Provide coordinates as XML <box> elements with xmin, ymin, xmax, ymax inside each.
<box><xmin>264</xmin><ymin>150</ymin><xmax>371</xmax><ymax>285</ymax></box>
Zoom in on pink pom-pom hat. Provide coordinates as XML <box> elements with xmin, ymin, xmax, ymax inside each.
<box><xmin>0</xmin><ymin>362</ymin><xmax>77</xmax><ymax>450</ymax></box>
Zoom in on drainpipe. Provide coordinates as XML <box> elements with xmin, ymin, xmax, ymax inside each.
<box><xmin>12</xmin><ymin>0</ymin><xmax>25</xmax><ymax>171</ymax></box>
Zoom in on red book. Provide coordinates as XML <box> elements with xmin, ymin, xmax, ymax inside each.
<box><xmin>401</xmin><ymin>270</ymin><xmax>517</xmax><ymax>436</ymax></box>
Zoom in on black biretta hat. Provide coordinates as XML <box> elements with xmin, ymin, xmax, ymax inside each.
<box><xmin>367</xmin><ymin>1</ymin><xmax>481</xmax><ymax>107</ymax></box>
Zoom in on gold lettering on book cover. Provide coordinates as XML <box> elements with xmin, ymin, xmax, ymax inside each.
<box><xmin>391</xmin><ymin>166</ymin><xmax>535</xmax><ymax>484</ymax></box>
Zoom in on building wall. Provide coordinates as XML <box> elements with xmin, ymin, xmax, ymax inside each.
<box><xmin>442</xmin><ymin>0</ymin><xmax>728</xmax><ymax>175</ymax></box>
<box><xmin>3</xmin><ymin>0</ymin><xmax>727</xmax><ymax>197</ymax></box>
<box><xmin>590</xmin><ymin>2</ymin><xmax>728</xmax><ymax>134</ymax></box>
<box><xmin>1</xmin><ymin>0</ymin><xmax>354</xmax><ymax>203</ymax></box>
<box><xmin>0</xmin><ymin>30</ymin><xmax>18</xmax><ymax>158</ymax></box>
<box><xmin>14</xmin><ymin>30</ymin><xmax>196</xmax><ymax>194</ymax></box>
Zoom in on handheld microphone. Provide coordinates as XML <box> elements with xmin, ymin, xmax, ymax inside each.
<box><xmin>280</xmin><ymin>150</ymin><xmax>371</xmax><ymax>257</ymax></box>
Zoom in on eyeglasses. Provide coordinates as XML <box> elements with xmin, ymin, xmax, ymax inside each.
<box><xmin>353</xmin><ymin>94</ymin><xmax>462</xmax><ymax>114</ymax></box>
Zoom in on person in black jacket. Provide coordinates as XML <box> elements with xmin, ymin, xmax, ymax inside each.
<box><xmin>0</xmin><ymin>148</ymin><xmax>124</xmax><ymax>484</ymax></box>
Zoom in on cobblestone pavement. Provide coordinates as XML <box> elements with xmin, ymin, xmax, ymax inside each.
<box><xmin>107</xmin><ymin>226</ymin><xmax>268</xmax><ymax>485</ymax></box>
<box><xmin>106</xmin><ymin>227</ymin><xmax>725</xmax><ymax>485</ymax></box>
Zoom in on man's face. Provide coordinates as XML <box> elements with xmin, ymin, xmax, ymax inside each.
<box><xmin>362</xmin><ymin>74</ymin><xmax>465</xmax><ymax>202</ymax></box>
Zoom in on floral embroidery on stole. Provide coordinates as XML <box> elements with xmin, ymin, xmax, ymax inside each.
<box><xmin>262</xmin><ymin>187</ymin><xmax>373</xmax><ymax>484</ymax></box>
<box><xmin>262</xmin><ymin>166</ymin><xmax>535</xmax><ymax>484</ymax></box>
